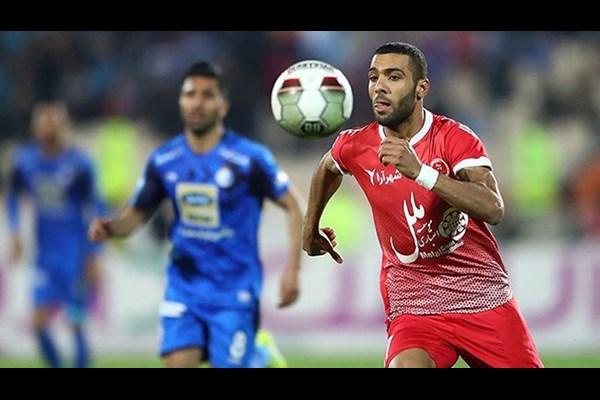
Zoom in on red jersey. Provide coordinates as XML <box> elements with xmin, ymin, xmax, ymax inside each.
<box><xmin>330</xmin><ymin>109</ymin><xmax>512</xmax><ymax>321</ymax></box>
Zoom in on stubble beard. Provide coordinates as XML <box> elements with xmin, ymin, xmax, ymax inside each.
<box><xmin>375</xmin><ymin>86</ymin><xmax>417</xmax><ymax>129</ymax></box>
<box><xmin>185</xmin><ymin>112</ymin><xmax>219</xmax><ymax>138</ymax></box>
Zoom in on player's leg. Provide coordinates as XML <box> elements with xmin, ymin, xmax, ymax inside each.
<box><xmin>69</xmin><ymin>321</ymin><xmax>89</xmax><ymax>368</ymax></box>
<box><xmin>205</xmin><ymin>307</ymin><xmax>259</xmax><ymax>368</ymax></box>
<box><xmin>385</xmin><ymin>314</ymin><xmax>459</xmax><ymax>368</ymax></box>
<box><xmin>32</xmin><ymin>269</ymin><xmax>61</xmax><ymax>368</ymax></box>
<box><xmin>159</xmin><ymin>299</ymin><xmax>206</xmax><ymax>368</ymax></box>
<box><xmin>248</xmin><ymin>329</ymin><xmax>288</xmax><ymax>368</ymax></box>
<box><xmin>388</xmin><ymin>348</ymin><xmax>437</xmax><ymax>368</ymax></box>
<box><xmin>163</xmin><ymin>348</ymin><xmax>204</xmax><ymax>368</ymax></box>
<box><xmin>194</xmin><ymin>332</ymin><xmax>278</xmax><ymax>369</ymax></box>
<box><xmin>452</xmin><ymin>298</ymin><xmax>544</xmax><ymax>368</ymax></box>
<box><xmin>66</xmin><ymin>264</ymin><xmax>96</xmax><ymax>368</ymax></box>
<box><xmin>67</xmin><ymin>294</ymin><xmax>91</xmax><ymax>368</ymax></box>
<box><xmin>32</xmin><ymin>306</ymin><xmax>61</xmax><ymax>368</ymax></box>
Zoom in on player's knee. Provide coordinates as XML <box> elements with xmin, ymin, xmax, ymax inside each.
<box><xmin>163</xmin><ymin>348</ymin><xmax>203</xmax><ymax>368</ymax></box>
<box><xmin>388</xmin><ymin>348</ymin><xmax>436</xmax><ymax>368</ymax></box>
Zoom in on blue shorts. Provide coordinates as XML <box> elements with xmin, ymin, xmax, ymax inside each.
<box><xmin>159</xmin><ymin>300</ymin><xmax>259</xmax><ymax>368</ymax></box>
<box><xmin>33</xmin><ymin>267</ymin><xmax>88</xmax><ymax>325</ymax></box>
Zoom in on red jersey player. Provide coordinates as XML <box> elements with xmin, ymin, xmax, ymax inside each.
<box><xmin>301</xmin><ymin>42</ymin><xmax>543</xmax><ymax>368</ymax></box>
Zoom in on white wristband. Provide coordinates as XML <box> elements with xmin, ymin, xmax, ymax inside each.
<box><xmin>415</xmin><ymin>164</ymin><xmax>439</xmax><ymax>191</ymax></box>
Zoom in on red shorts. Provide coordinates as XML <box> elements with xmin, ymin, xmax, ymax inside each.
<box><xmin>385</xmin><ymin>298</ymin><xmax>543</xmax><ymax>368</ymax></box>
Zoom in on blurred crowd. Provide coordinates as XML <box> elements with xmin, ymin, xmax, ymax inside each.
<box><xmin>1</xmin><ymin>31</ymin><xmax>600</xmax><ymax>241</ymax></box>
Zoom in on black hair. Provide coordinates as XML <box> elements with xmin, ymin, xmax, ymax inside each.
<box><xmin>184</xmin><ymin>61</ymin><xmax>229</xmax><ymax>99</ymax></box>
<box><xmin>374</xmin><ymin>42</ymin><xmax>428</xmax><ymax>82</ymax></box>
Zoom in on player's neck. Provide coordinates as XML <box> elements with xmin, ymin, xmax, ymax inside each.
<box><xmin>185</xmin><ymin>125</ymin><xmax>225</xmax><ymax>154</ymax></box>
<box><xmin>40</xmin><ymin>139</ymin><xmax>66</xmax><ymax>157</ymax></box>
<box><xmin>383</xmin><ymin>106</ymin><xmax>425</xmax><ymax>141</ymax></box>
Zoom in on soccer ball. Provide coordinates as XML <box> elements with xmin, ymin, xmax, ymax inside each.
<box><xmin>270</xmin><ymin>60</ymin><xmax>353</xmax><ymax>139</ymax></box>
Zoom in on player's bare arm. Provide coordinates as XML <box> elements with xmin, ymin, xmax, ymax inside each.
<box><xmin>378</xmin><ymin>137</ymin><xmax>504</xmax><ymax>225</ymax></box>
<box><xmin>88</xmin><ymin>206</ymin><xmax>147</xmax><ymax>242</ymax></box>
<box><xmin>302</xmin><ymin>151</ymin><xmax>343</xmax><ymax>264</ymax></box>
<box><xmin>433</xmin><ymin>166</ymin><xmax>504</xmax><ymax>225</ymax></box>
<box><xmin>273</xmin><ymin>186</ymin><xmax>304</xmax><ymax>308</ymax></box>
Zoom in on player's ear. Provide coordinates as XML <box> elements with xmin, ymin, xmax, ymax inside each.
<box><xmin>220</xmin><ymin>99</ymin><xmax>231</xmax><ymax>119</ymax></box>
<box><xmin>416</xmin><ymin>79</ymin><xmax>430</xmax><ymax>100</ymax></box>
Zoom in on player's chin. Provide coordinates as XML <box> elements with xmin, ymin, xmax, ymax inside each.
<box><xmin>188</xmin><ymin>121</ymin><xmax>207</xmax><ymax>132</ymax></box>
<box><xmin>373</xmin><ymin>113</ymin><xmax>389</xmax><ymax>125</ymax></box>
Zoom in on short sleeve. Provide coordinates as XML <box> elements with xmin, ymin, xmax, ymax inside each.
<box><xmin>446</xmin><ymin>124</ymin><xmax>493</xmax><ymax>175</ymax></box>
<box><xmin>130</xmin><ymin>157</ymin><xmax>168</xmax><ymax>214</ymax></box>
<box><xmin>330</xmin><ymin>130</ymin><xmax>353</xmax><ymax>175</ymax></box>
<box><xmin>253</xmin><ymin>146</ymin><xmax>290</xmax><ymax>201</ymax></box>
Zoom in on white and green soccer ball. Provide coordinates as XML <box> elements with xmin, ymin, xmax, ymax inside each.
<box><xmin>270</xmin><ymin>60</ymin><xmax>353</xmax><ymax>139</ymax></box>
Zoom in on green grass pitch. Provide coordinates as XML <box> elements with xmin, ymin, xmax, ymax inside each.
<box><xmin>1</xmin><ymin>353</ymin><xmax>599</xmax><ymax>368</ymax></box>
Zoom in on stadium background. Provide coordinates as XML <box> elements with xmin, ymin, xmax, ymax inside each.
<box><xmin>1</xmin><ymin>31</ymin><xmax>600</xmax><ymax>367</ymax></box>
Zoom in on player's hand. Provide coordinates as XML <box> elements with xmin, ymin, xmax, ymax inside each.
<box><xmin>302</xmin><ymin>226</ymin><xmax>343</xmax><ymax>264</ymax></box>
<box><xmin>278</xmin><ymin>266</ymin><xmax>300</xmax><ymax>308</ymax></box>
<box><xmin>378</xmin><ymin>137</ymin><xmax>422</xmax><ymax>179</ymax></box>
<box><xmin>88</xmin><ymin>218</ymin><xmax>111</xmax><ymax>242</ymax></box>
<box><xmin>9</xmin><ymin>237</ymin><xmax>23</xmax><ymax>266</ymax></box>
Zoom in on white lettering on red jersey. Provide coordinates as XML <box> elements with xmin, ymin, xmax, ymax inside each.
<box><xmin>331</xmin><ymin>109</ymin><xmax>512</xmax><ymax>322</ymax></box>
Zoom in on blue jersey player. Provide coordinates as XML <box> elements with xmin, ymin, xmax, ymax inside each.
<box><xmin>89</xmin><ymin>61</ymin><xmax>305</xmax><ymax>368</ymax></box>
<box><xmin>6</xmin><ymin>101</ymin><xmax>105</xmax><ymax>368</ymax></box>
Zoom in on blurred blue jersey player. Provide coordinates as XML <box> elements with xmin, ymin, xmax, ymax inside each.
<box><xmin>6</xmin><ymin>101</ymin><xmax>106</xmax><ymax>368</ymax></box>
<box><xmin>89</xmin><ymin>61</ymin><xmax>304</xmax><ymax>368</ymax></box>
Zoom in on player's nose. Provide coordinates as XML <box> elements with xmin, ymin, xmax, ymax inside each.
<box><xmin>374</xmin><ymin>81</ymin><xmax>389</xmax><ymax>95</ymax></box>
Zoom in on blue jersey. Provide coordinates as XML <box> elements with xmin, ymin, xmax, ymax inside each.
<box><xmin>131</xmin><ymin>130</ymin><xmax>290</xmax><ymax>309</ymax></box>
<box><xmin>6</xmin><ymin>142</ymin><xmax>105</xmax><ymax>276</ymax></box>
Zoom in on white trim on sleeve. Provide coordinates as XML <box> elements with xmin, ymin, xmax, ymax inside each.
<box><xmin>453</xmin><ymin>157</ymin><xmax>493</xmax><ymax>175</ymax></box>
<box><xmin>330</xmin><ymin>153</ymin><xmax>350</xmax><ymax>176</ymax></box>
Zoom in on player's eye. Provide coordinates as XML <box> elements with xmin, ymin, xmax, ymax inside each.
<box><xmin>368</xmin><ymin>75</ymin><xmax>378</xmax><ymax>82</ymax></box>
